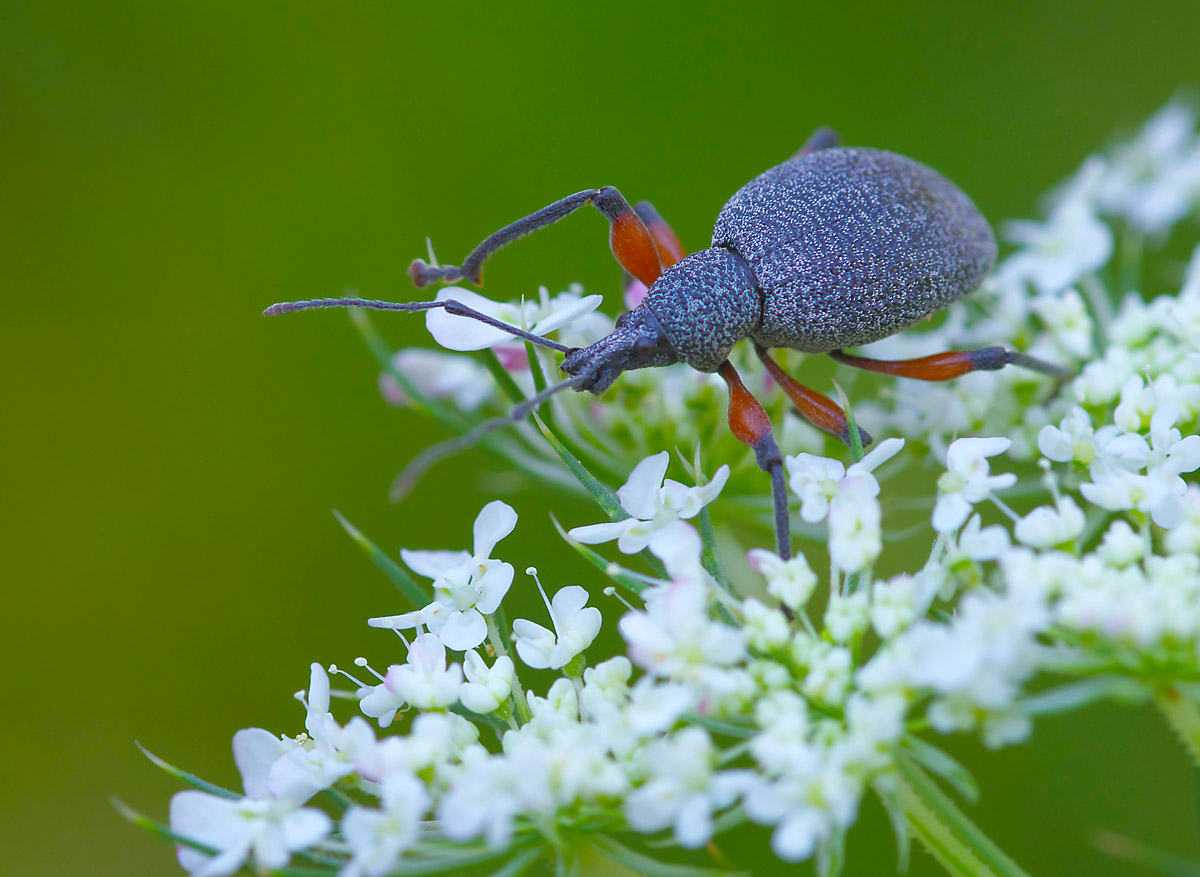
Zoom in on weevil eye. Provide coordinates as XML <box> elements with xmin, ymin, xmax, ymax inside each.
<box><xmin>633</xmin><ymin>335</ymin><xmax>657</xmax><ymax>351</ymax></box>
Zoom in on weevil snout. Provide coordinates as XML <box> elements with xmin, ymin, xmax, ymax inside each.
<box><xmin>561</xmin><ymin>306</ymin><xmax>678</xmax><ymax>395</ymax></box>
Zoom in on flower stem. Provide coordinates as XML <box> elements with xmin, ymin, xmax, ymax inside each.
<box><xmin>488</xmin><ymin>613</ymin><xmax>531</xmax><ymax>724</ymax></box>
<box><xmin>1156</xmin><ymin>687</ymin><xmax>1200</xmax><ymax>767</ymax></box>
<box><xmin>896</xmin><ymin>752</ymin><xmax>1030</xmax><ymax>877</ymax></box>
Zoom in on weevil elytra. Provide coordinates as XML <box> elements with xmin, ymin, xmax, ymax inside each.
<box><xmin>265</xmin><ymin>128</ymin><xmax>1067</xmax><ymax>559</ymax></box>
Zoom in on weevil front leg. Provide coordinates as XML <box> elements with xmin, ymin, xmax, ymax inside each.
<box><xmin>621</xmin><ymin>200</ymin><xmax>687</xmax><ymax>299</ymax></box>
<box><xmin>409</xmin><ymin>187</ymin><xmax>667</xmax><ymax>290</ymax></box>
<box><xmin>717</xmin><ymin>360</ymin><xmax>791</xmax><ymax>560</ymax></box>
<box><xmin>755</xmin><ymin>346</ymin><xmax>873</xmax><ymax>449</ymax></box>
<box><xmin>829</xmin><ymin>347</ymin><xmax>1072</xmax><ymax>381</ymax></box>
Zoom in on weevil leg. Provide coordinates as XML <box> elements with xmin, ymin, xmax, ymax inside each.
<box><xmin>633</xmin><ymin>201</ymin><xmax>686</xmax><ymax>267</ymax></box>
<box><xmin>621</xmin><ymin>200</ymin><xmax>688</xmax><ymax>301</ymax></box>
<box><xmin>793</xmin><ymin>127</ymin><xmax>840</xmax><ymax>159</ymax></box>
<box><xmin>409</xmin><ymin>187</ymin><xmax>666</xmax><ymax>290</ymax></box>
<box><xmin>755</xmin><ymin>346</ymin><xmax>873</xmax><ymax>449</ymax></box>
<box><xmin>829</xmin><ymin>347</ymin><xmax>1072</xmax><ymax>381</ymax></box>
<box><xmin>717</xmin><ymin>360</ymin><xmax>791</xmax><ymax>560</ymax></box>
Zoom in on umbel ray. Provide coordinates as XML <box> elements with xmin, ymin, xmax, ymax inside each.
<box><xmin>265</xmin><ymin>127</ymin><xmax>1068</xmax><ymax>561</ymax></box>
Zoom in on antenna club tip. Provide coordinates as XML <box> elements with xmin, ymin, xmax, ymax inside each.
<box><xmin>263</xmin><ymin>302</ymin><xmax>288</xmax><ymax>316</ymax></box>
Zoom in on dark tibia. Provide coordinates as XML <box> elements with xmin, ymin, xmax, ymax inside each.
<box><xmin>829</xmin><ymin>347</ymin><xmax>1072</xmax><ymax>381</ymax></box>
<box><xmin>262</xmin><ymin>296</ymin><xmax>574</xmax><ymax>354</ymax></box>
<box><xmin>409</xmin><ymin>186</ymin><xmax>664</xmax><ymax>289</ymax></box>
<box><xmin>718</xmin><ymin>361</ymin><xmax>791</xmax><ymax>560</ymax></box>
<box><xmin>794</xmin><ymin>127</ymin><xmax>840</xmax><ymax>158</ymax></box>
<box><xmin>756</xmin><ymin>347</ymin><xmax>872</xmax><ymax>448</ymax></box>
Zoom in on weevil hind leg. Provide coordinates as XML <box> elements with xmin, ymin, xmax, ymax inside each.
<box><xmin>717</xmin><ymin>361</ymin><xmax>792</xmax><ymax>561</ymax></box>
<box><xmin>755</xmin><ymin>346</ymin><xmax>872</xmax><ymax>449</ymax></box>
<box><xmin>409</xmin><ymin>187</ymin><xmax>666</xmax><ymax>290</ymax></box>
<box><xmin>829</xmin><ymin>347</ymin><xmax>1072</xmax><ymax>381</ymax></box>
<box><xmin>793</xmin><ymin>127</ymin><xmax>840</xmax><ymax>159</ymax></box>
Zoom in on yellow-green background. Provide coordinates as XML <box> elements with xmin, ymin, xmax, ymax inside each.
<box><xmin>4</xmin><ymin>2</ymin><xmax>1200</xmax><ymax>874</ymax></box>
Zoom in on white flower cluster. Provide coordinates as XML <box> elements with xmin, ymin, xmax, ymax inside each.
<box><xmin>153</xmin><ymin>101</ymin><xmax>1200</xmax><ymax>876</ymax></box>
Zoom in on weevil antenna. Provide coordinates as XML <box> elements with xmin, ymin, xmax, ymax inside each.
<box><xmin>389</xmin><ymin>372</ymin><xmax>592</xmax><ymax>501</ymax></box>
<box><xmin>262</xmin><ymin>296</ymin><xmax>575</xmax><ymax>354</ymax></box>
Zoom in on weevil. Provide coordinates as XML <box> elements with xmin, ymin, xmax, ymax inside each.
<box><xmin>265</xmin><ymin>128</ymin><xmax>1067</xmax><ymax>560</ymax></box>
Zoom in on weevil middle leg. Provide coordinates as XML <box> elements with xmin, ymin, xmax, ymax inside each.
<box><xmin>717</xmin><ymin>360</ymin><xmax>791</xmax><ymax>561</ymax></box>
<box><xmin>756</xmin><ymin>346</ymin><xmax>873</xmax><ymax>449</ymax></box>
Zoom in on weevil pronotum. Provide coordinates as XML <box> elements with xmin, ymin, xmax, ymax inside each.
<box><xmin>266</xmin><ymin>128</ymin><xmax>1068</xmax><ymax>559</ymax></box>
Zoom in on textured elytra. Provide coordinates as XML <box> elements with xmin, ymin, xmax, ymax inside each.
<box><xmin>713</xmin><ymin>147</ymin><xmax>997</xmax><ymax>352</ymax></box>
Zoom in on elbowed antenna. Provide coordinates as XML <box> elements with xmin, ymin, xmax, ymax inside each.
<box><xmin>389</xmin><ymin>373</ymin><xmax>592</xmax><ymax>501</ymax></box>
<box><xmin>262</xmin><ymin>296</ymin><xmax>575</xmax><ymax>354</ymax></box>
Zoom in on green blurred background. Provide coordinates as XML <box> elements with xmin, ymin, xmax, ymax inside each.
<box><xmin>4</xmin><ymin>1</ymin><xmax>1200</xmax><ymax>873</ymax></box>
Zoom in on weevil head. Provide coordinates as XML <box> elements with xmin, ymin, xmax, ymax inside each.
<box><xmin>561</xmin><ymin>306</ymin><xmax>678</xmax><ymax>395</ymax></box>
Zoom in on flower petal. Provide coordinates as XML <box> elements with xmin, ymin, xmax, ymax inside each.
<box><xmin>550</xmin><ymin>585</ymin><xmax>590</xmax><ymax>621</ymax></box>
<box><xmin>425</xmin><ymin>288</ymin><xmax>515</xmax><ymax>350</ymax></box>
<box><xmin>438</xmin><ymin>609</ymin><xmax>488</xmax><ymax>650</ymax></box>
<box><xmin>618</xmin><ymin>452</ymin><xmax>670</xmax><ymax>520</ymax></box>
<box><xmin>400</xmin><ymin>549</ymin><xmax>470</xmax><ymax>581</ymax></box>
<box><xmin>473</xmin><ymin>500</ymin><xmax>518</xmax><ymax>559</ymax></box>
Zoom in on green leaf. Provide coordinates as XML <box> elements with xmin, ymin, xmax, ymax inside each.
<box><xmin>135</xmin><ymin>742</ymin><xmax>239</xmax><ymax>799</ymax></box>
<box><xmin>491</xmin><ymin>846</ymin><xmax>546</xmax><ymax>877</ymax></box>
<box><xmin>532</xmin><ymin>412</ymin><xmax>625</xmax><ymax>520</ymax></box>
<box><xmin>682</xmin><ymin>712</ymin><xmax>756</xmax><ymax>739</ymax></box>
<box><xmin>876</xmin><ymin>781</ymin><xmax>912</xmax><ymax>873</ymax></box>
<box><xmin>902</xmin><ymin>736</ymin><xmax>979</xmax><ymax>803</ymax></box>
<box><xmin>333</xmin><ymin>510</ymin><xmax>430</xmax><ymax>608</ymax></box>
<box><xmin>113</xmin><ymin>797</ymin><xmax>220</xmax><ymax>855</ymax></box>
<box><xmin>1019</xmin><ymin>676</ymin><xmax>1147</xmax><ymax>716</ymax></box>
<box><xmin>477</xmin><ymin>348</ymin><xmax>528</xmax><ymax>406</ymax></box>
<box><xmin>896</xmin><ymin>752</ymin><xmax>1030</xmax><ymax>877</ymax></box>
<box><xmin>817</xmin><ymin>828</ymin><xmax>846</xmax><ymax>877</ymax></box>
<box><xmin>1095</xmin><ymin>831</ymin><xmax>1200</xmax><ymax>876</ymax></box>
<box><xmin>832</xmin><ymin>380</ymin><xmax>863</xmax><ymax>463</ymax></box>
<box><xmin>592</xmin><ymin>835</ymin><xmax>749</xmax><ymax>877</ymax></box>
<box><xmin>697</xmin><ymin>506</ymin><xmax>731</xmax><ymax>594</ymax></box>
<box><xmin>550</xmin><ymin>514</ymin><xmax>653</xmax><ymax>595</ymax></box>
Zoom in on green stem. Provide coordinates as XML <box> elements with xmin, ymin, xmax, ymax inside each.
<box><xmin>896</xmin><ymin>752</ymin><xmax>1030</xmax><ymax>877</ymax></box>
<box><xmin>1079</xmin><ymin>273</ymin><xmax>1113</xmax><ymax>350</ymax></box>
<box><xmin>1156</xmin><ymin>687</ymin><xmax>1200</xmax><ymax>767</ymax></box>
<box><xmin>487</xmin><ymin>614</ymin><xmax>531</xmax><ymax>724</ymax></box>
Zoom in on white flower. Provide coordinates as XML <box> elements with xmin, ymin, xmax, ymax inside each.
<box><xmin>798</xmin><ymin>641</ymin><xmax>853</xmax><ymax>706</ymax></box>
<box><xmin>786</xmin><ymin>438</ymin><xmax>904</xmax><ymax>523</ymax></box>
<box><xmin>568</xmin><ymin>452</ymin><xmax>730</xmax><ymax>553</ymax></box>
<box><xmin>268</xmin><ymin>664</ymin><xmax>377</xmax><ymax>804</ymax></box>
<box><xmin>170</xmin><ymin>791</ymin><xmax>331</xmax><ymax>877</ymax></box>
<box><xmin>379</xmin><ymin>349</ymin><xmax>492</xmax><ymax>412</ymax></box>
<box><xmin>1030</xmin><ymin>288</ymin><xmax>1093</xmax><ymax>358</ymax></box>
<box><xmin>512</xmin><ymin>575</ymin><xmax>602</xmax><ymax>670</ymax></box>
<box><xmin>1038</xmin><ymin>406</ymin><xmax>1149</xmax><ymax>470</ymax></box>
<box><xmin>1001</xmin><ymin>158</ymin><xmax>1113</xmax><ymax>294</ymax></box>
<box><xmin>384</xmin><ymin>634</ymin><xmax>462</xmax><ymax>710</ymax></box>
<box><xmin>747</xmin><ymin>548</ymin><xmax>818</xmax><ymax>611</ymax></box>
<box><xmin>619</xmin><ymin>578</ymin><xmax>744</xmax><ymax>682</ymax></box>
<box><xmin>437</xmin><ymin>739</ymin><xmax>555</xmax><ymax>847</ymax></box>
<box><xmin>827</xmin><ymin>479</ymin><xmax>883</xmax><ymax>574</ymax></box>
<box><xmin>1014</xmin><ymin>496</ymin><xmax>1086</xmax><ymax>549</ymax></box>
<box><xmin>825</xmin><ymin>592</ymin><xmax>869</xmax><ymax>644</ymax></box>
<box><xmin>624</xmin><ymin>727</ymin><xmax>742</xmax><ymax>848</ymax></box>
<box><xmin>340</xmin><ymin>773</ymin><xmax>429</xmax><ymax>877</ymax></box>
<box><xmin>459</xmin><ymin>651</ymin><xmax>514</xmax><ymax>714</ymax></box>
<box><xmin>933</xmin><ymin>437</ymin><xmax>1017</xmax><ymax>532</ymax></box>
<box><xmin>425</xmin><ymin>286</ymin><xmax>602</xmax><ymax>351</ymax></box>
<box><xmin>741</xmin><ymin>598</ymin><xmax>791</xmax><ymax>652</ymax></box>
<box><xmin>231</xmin><ymin>729</ymin><xmax>299</xmax><ymax>799</ymax></box>
<box><xmin>870</xmin><ymin>572</ymin><xmax>937</xmax><ymax>640</ymax></box>
<box><xmin>370</xmin><ymin>500</ymin><xmax>517</xmax><ymax>650</ymax></box>
<box><xmin>1097</xmin><ymin>519</ymin><xmax>1145</xmax><ymax>567</ymax></box>
<box><xmin>1097</xmin><ymin>100</ymin><xmax>1200</xmax><ymax>234</ymax></box>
